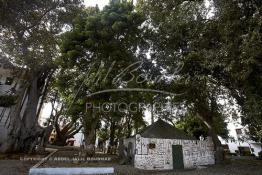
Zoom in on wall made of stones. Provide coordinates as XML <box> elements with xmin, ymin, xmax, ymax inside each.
<box><xmin>134</xmin><ymin>135</ymin><xmax>215</xmax><ymax>170</ymax></box>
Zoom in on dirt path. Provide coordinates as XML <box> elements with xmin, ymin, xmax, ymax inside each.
<box><xmin>1</xmin><ymin>159</ymin><xmax>262</xmax><ymax>175</ymax></box>
<box><xmin>0</xmin><ymin>152</ymin><xmax>48</xmax><ymax>175</ymax></box>
<box><xmin>1</xmin><ymin>150</ymin><xmax>262</xmax><ymax>175</ymax></box>
<box><xmin>40</xmin><ymin>150</ymin><xmax>262</xmax><ymax>175</ymax></box>
<box><xmin>0</xmin><ymin>160</ymin><xmax>37</xmax><ymax>175</ymax></box>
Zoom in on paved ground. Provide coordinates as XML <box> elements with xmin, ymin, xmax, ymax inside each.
<box><xmin>0</xmin><ymin>160</ymin><xmax>37</xmax><ymax>175</ymax></box>
<box><xmin>41</xmin><ymin>151</ymin><xmax>262</xmax><ymax>175</ymax></box>
<box><xmin>0</xmin><ymin>153</ymin><xmax>46</xmax><ymax>175</ymax></box>
<box><xmin>1</xmin><ymin>151</ymin><xmax>262</xmax><ymax>175</ymax></box>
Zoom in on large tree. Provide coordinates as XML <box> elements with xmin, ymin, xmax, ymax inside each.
<box><xmin>57</xmin><ymin>0</ymin><xmax>148</xmax><ymax>153</ymax></box>
<box><xmin>0</xmin><ymin>0</ymin><xmax>82</xmax><ymax>153</ymax></box>
<box><xmin>138</xmin><ymin>0</ymin><xmax>262</xmax><ymax>161</ymax></box>
<box><xmin>137</xmin><ymin>0</ymin><xmax>232</xmax><ymax>163</ymax></box>
<box><xmin>210</xmin><ymin>0</ymin><xmax>262</xmax><ymax>143</ymax></box>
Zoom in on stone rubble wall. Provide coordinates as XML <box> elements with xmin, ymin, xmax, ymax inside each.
<box><xmin>133</xmin><ymin>134</ymin><xmax>215</xmax><ymax>170</ymax></box>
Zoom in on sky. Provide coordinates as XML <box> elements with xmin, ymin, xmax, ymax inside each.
<box><xmin>84</xmin><ymin>0</ymin><xmax>110</xmax><ymax>9</ymax></box>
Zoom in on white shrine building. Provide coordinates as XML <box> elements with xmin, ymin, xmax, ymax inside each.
<box><xmin>124</xmin><ymin>119</ymin><xmax>215</xmax><ymax>170</ymax></box>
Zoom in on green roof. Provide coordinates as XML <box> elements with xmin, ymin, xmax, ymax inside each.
<box><xmin>139</xmin><ymin>119</ymin><xmax>196</xmax><ymax>140</ymax></box>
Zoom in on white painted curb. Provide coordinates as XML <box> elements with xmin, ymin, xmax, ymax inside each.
<box><xmin>29</xmin><ymin>167</ymin><xmax>114</xmax><ymax>175</ymax></box>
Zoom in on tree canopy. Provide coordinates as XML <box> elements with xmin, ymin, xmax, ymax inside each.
<box><xmin>0</xmin><ymin>0</ymin><xmax>261</xmax><ymax>158</ymax></box>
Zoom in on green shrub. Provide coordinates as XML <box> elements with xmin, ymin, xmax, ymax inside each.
<box><xmin>241</xmin><ymin>150</ymin><xmax>251</xmax><ymax>156</ymax></box>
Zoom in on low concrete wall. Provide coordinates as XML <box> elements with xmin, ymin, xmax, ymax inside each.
<box><xmin>29</xmin><ymin>167</ymin><xmax>114</xmax><ymax>175</ymax></box>
<box><xmin>29</xmin><ymin>148</ymin><xmax>114</xmax><ymax>175</ymax></box>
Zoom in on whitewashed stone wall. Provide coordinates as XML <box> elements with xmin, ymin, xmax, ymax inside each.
<box><xmin>133</xmin><ymin>134</ymin><xmax>215</xmax><ymax>170</ymax></box>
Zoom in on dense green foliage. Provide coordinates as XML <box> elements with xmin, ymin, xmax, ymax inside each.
<box><xmin>176</xmin><ymin>112</ymin><xmax>228</xmax><ymax>139</ymax></box>
<box><xmin>137</xmin><ymin>0</ymin><xmax>262</xmax><ymax>143</ymax></box>
<box><xmin>55</xmin><ymin>0</ymin><xmax>149</xmax><ymax>149</ymax></box>
<box><xmin>1</xmin><ymin>0</ymin><xmax>261</xmax><ymax>155</ymax></box>
<box><xmin>0</xmin><ymin>0</ymin><xmax>83</xmax><ymax>153</ymax></box>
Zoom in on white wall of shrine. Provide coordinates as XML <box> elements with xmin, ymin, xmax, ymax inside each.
<box><xmin>131</xmin><ymin>134</ymin><xmax>215</xmax><ymax>170</ymax></box>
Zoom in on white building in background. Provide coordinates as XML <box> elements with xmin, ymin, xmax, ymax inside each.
<box><xmin>0</xmin><ymin>57</ymin><xmax>16</xmax><ymax>142</ymax></box>
<box><xmin>219</xmin><ymin>120</ymin><xmax>262</xmax><ymax>157</ymax></box>
<box><xmin>0</xmin><ymin>57</ymin><xmax>27</xmax><ymax>148</ymax></box>
<box><xmin>74</xmin><ymin>131</ymin><xmax>84</xmax><ymax>147</ymax></box>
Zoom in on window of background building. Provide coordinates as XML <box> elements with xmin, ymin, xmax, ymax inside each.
<box><xmin>236</xmin><ymin>128</ymin><xmax>242</xmax><ymax>135</ymax></box>
<box><xmin>148</xmin><ymin>143</ymin><xmax>156</xmax><ymax>149</ymax></box>
<box><xmin>5</xmin><ymin>77</ymin><xmax>14</xmax><ymax>85</ymax></box>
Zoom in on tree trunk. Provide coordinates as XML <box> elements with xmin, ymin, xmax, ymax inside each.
<box><xmin>197</xmin><ymin>112</ymin><xmax>224</xmax><ymax>164</ymax></box>
<box><xmin>0</xmin><ymin>71</ymin><xmax>48</xmax><ymax>153</ymax></box>
<box><xmin>126</xmin><ymin>115</ymin><xmax>132</xmax><ymax>137</ymax></box>
<box><xmin>82</xmin><ymin>107</ymin><xmax>99</xmax><ymax>156</ymax></box>
<box><xmin>40</xmin><ymin>125</ymin><xmax>53</xmax><ymax>147</ymax></box>
<box><xmin>54</xmin><ymin>134</ymin><xmax>68</xmax><ymax>146</ymax></box>
<box><xmin>54</xmin><ymin>120</ymin><xmax>83</xmax><ymax>146</ymax></box>
<box><xmin>107</xmin><ymin>120</ymin><xmax>116</xmax><ymax>154</ymax></box>
<box><xmin>36</xmin><ymin>70</ymin><xmax>54</xmax><ymax>119</ymax></box>
<box><xmin>17</xmin><ymin>74</ymin><xmax>42</xmax><ymax>152</ymax></box>
<box><xmin>151</xmin><ymin>100</ymin><xmax>154</xmax><ymax>124</ymax></box>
